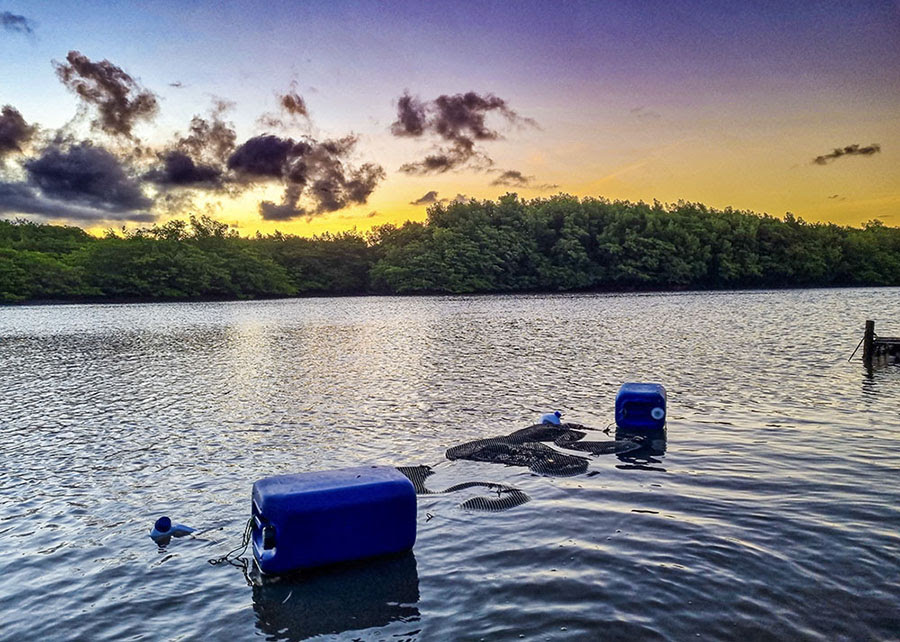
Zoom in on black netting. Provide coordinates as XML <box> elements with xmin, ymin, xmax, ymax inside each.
<box><xmin>395</xmin><ymin>465</ymin><xmax>531</xmax><ymax>512</ymax></box>
<box><xmin>398</xmin><ymin>423</ymin><xmax>645</xmax><ymax>512</ymax></box>
<box><xmin>445</xmin><ymin>423</ymin><xmax>642</xmax><ymax>475</ymax></box>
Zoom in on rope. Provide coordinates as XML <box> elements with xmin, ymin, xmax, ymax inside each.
<box><xmin>208</xmin><ymin>517</ymin><xmax>253</xmax><ymax>581</ymax></box>
<box><xmin>848</xmin><ymin>333</ymin><xmax>866</xmax><ymax>362</ymax></box>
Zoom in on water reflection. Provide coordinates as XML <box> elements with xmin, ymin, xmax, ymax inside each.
<box><xmin>615</xmin><ymin>427</ymin><xmax>667</xmax><ymax>472</ymax></box>
<box><xmin>862</xmin><ymin>356</ymin><xmax>900</xmax><ymax>397</ymax></box>
<box><xmin>251</xmin><ymin>552</ymin><xmax>420</xmax><ymax>641</ymax></box>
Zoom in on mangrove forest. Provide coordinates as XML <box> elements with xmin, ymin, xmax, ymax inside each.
<box><xmin>1</xmin><ymin>194</ymin><xmax>899</xmax><ymax>303</ymax></box>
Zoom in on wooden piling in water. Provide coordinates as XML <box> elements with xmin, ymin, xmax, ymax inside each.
<box><xmin>861</xmin><ymin>320</ymin><xmax>900</xmax><ymax>365</ymax></box>
<box><xmin>863</xmin><ymin>319</ymin><xmax>875</xmax><ymax>366</ymax></box>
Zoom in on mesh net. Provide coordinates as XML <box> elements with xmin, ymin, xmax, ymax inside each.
<box><xmin>396</xmin><ymin>465</ymin><xmax>531</xmax><ymax>512</ymax></box>
<box><xmin>398</xmin><ymin>423</ymin><xmax>645</xmax><ymax>512</ymax></box>
<box><xmin>445</xmin><ymin>423</ymin><xmax>642</xmax><ymax>475</ymax></box>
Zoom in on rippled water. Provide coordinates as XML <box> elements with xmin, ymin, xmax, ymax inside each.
<box><xmin>1</xmin><ymin>289</ymin><xmax>899</xmax><ymax>641</ymax></box>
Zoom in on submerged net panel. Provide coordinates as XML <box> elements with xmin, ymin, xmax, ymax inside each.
<box><xmin>396</xmin><ymin>465</ymin><xmax>435</xmax><ymax>495</ymax></box>
<box><xmin>445</xmin><ymin>423</ymin><xmax>642</xmax><ymax>475</ymax></box>
<box><xmin>446</xmin><ymin>437</ymin><xmax>588</xmax><ymax>476</ymax></box>
<box><xmin>506</xmin><ymin>424</ymin><xmax>572</xmax><ymax>444</ymax></box>
<box><xmin>395</xmin><ymin>465</ymin><xmax>531</xmax><ymax>512</ymax></box>
<box><xmin>556</xmin><ymin>438</ymin><xmax>643</xmax><ymax>455</ymax></box>
<box><xmin>399</xmin><ymin>422</ymin><xmax>642</xmax><ymax>511</ymax></box>
<box><xmin>458</xmin><ymin>490</ymin><xmax>531</xmax><ymax>512</ymax></box>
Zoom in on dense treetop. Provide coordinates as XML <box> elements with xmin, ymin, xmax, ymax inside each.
<box><xmin>1</xmin><ymin>194</ymin><xmax>898</xmax><ymax>303</ymax></box>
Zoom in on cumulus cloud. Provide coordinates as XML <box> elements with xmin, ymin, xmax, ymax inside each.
<box><xmin>228</xmin><ymin>134</ymin><xmax>299</xmax><ymax>178</ymax></box>
<box><xmin>392</xmin><ymin>91</ymin><xmax>536</xmax><ymax>174</ymax></box>
<box><xmin>259</xmin><ymin>184</ymin><xmax>305</xmax><ymax>221</ymax></box>
<box><xmin>24</xmin><ymin>141</ymin><xmax>152</xmax><ymax>210</ymax></box>
<box><xmin>178</xmin><ymin>115</ymin><xmax>236</xmax><ymax>164</ymax></box>
<box><xmin>145</xmin><ymin>151</ymin><xmax>223</xmax><ymax>188</ymax></box>
<box><xmin>0</xmin><ymin>140</ymin><xmax>154</xmax><ymax>221</ymax></box>
<box><xmin>146</xmin><ymin>103</ymin><xmax>237</xmax><ymax>189</ymax></box>
<box><xmin>410</xmin><ymin>190</ymin><xmax>440</xmax><ymax>205</ymax></box>
<box><xmin>0</xmin><ymin>106</ymin><xmax>36</xmax><ymax>157</ymax></box>
<box><xmin>391</xmin><ymin>93</ymin><xmax>427</xmax><ymax>138</ymax></box>
<box><xmin>813</xmin><ymin>143</ymin><xmax>881</xmax><ymax>165</ymax></box>
<box><xmin>0</xmin><ymin>182</ymin><xmax>154</xmax><ymax>222</ymax></box>
<box><xmin>1</xmin><ymin>11</ymin><xmax>34</xmax><ymax>35</ymax></box>
<box><xmin>1</xmin><ymin>55</ymin><xmax>384</xmax><ymax>224</ymax></box>
<box><xmin>228</xmin><ymin>133</ymin><xmax>384</xmax><ymax>220</ymax></box>
<box><xmin>54</xmin><ymin>51</ymin><xmax>159</xmax><ymax>138</ymax></box>
<box><xmin>490</xmin><ymin>169</ymin><xmax>558</xmax><ymax>191</ymax></box>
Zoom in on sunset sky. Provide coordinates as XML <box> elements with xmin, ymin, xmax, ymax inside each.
<box><xmin>1</xmin><ymin>0</ymin><xmax>898</xmax><ymax>236</ymax></box>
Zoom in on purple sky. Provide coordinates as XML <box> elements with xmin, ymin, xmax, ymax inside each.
<box><xmin>1</xmin><ymin>0</ymin><xmax>897</xmax><ymax>233</ymax></box>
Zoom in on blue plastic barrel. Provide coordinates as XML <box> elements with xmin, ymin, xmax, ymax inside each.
<box><xmin>251</xmin><ymin>465</ymin><xmax>416</xmax><ymax>575</ymax></box>
<box><xmin>615</xmin><ymin>382</ymin><xmax>667</xmax><ymax>430</ymax></box>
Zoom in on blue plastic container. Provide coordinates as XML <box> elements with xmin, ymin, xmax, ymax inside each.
<box><xmin>615</xmin><ymin>382</ymin><xmax>667</xmax><ymax>430</ymax></box>
<box><xmin>252</xmin><ymin>465</ymin><xmax>416</xmax><ymax>575</ymax></box>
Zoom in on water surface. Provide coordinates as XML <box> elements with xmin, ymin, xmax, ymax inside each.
<box><xmin>1</xmin><ymin>289</ymin><xmax>898</xmax><ymax>640</ymax></box>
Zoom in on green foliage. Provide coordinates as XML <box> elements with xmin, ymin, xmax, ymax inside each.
<box><xmin>1</xmin><ymin>196</ymin><xmax>899</xmax><ymax>303</ymax></box>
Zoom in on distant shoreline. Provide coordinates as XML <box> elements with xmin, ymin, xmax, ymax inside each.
<box><xmin>7</xmin><ymin>283</ymin><xmax>898</xmax><ymax>307</ymax></box>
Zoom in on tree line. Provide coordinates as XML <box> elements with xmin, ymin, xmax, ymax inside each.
<box><xmin>2</xmin><ymin>194</ymin><xmax>899</xmax><ymax>303</ymax></box>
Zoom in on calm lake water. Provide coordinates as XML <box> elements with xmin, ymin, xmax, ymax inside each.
<box><xmin>1</xmin><ymin>289</ymin><xmax>899</xmax><ymax>641</ymax></box>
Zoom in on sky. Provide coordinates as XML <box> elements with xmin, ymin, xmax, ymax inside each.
<box><xmin>1</xmin><ymin>0</ymin><xmax>898</xmax><ymax>236</ymax></box>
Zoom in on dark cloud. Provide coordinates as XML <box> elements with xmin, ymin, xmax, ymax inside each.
<box><xmin>491</xmin><ymin>169</ymin><xmax>530</xmax><ymax>187</ymax></box>
<box><xmin>280</xmin><ymin>90</ymin><xmax>308</xmax><ymax>118</ymax></box>
<box><xmin>392</xmin><ymin>91</ymin><xmax>525</xmax><ymax>141</ymax></box>
<box><xmin>228</xmin><ymin>134</ymin><xmax>301</xmax><ymax>178</ymax></box>
<box><xmin>813</xmin><ymin>143</ymin><xmax>881</xmax><ymax>165</ymax></box>
<box><xmin>490</xmin><ymin>169</ymin><xmax>558</xmax><ymax>191</ymax></box>
<box><xmin>410</xmin><ymin>190</ymin><xmax>440</xmax><ymax>205</ymax></box>
<box><xmin>308</xmin><ymin>161</ymin><xmax>384</xmax><ymax>214</ymax></box>
<box><xmin>230</xmin><ymin>133</ymin><xmax>385</xmax><ymax>220</ymax></box>
<box><xmin>178</xmin><ymin>112</ymin><xmax>237</xmax><ymax>164</ymax></box>
<box><xmin>54</xmin><ymin>51</ymin><xmax>159</xmax><ymax>138</ymax></box>
<box><xmin>398</xmin><ymin>137</ymin><xmax>494</xmax><ymax>175</ymax></box>
<box><xmin>0</xmin><ymin>182</ymin><xmax>155</xmax><ymax>222</ymax></box>
<box><xmin>0</xmin><ymin>140</ymin><xmax>154</xmax><ymax>222</ymax></box>
<box><xmin>1</xmin><ymin>11</ymin><xmax>34</xmax><ymax>35</ymax></box>
<box><xmin>429</xmin><ymin>92</ymin><xmax>523</xmax><ymax>141</ymax></box>
<box><xmin>2</xmin><ymin>57</ymin><xmax>383</xmax><ymax>224</ymax></box>
<box><xmin>392</xmin><ymin>91</ymin><xmax>535</xmax><ymax>174</ymax></box>
<box><xmin>391</xmin><ymin>93</ymin><xmax>427</xmax><ymax>137</ymax></box>
<box><xmin>0</xmin><ymin>106</ymin><xmax>36</xmax><ymax>157</ymax></box>
<box><xmin>259</xmin><ymin>184</ymin><xmax>305</xmax><ymax>221</ymax></box>
<box><xmin>145</xmin><ymin>151</ymin><xmax>223</xmax><ymax>188</ymax></box>
<box><xmin>146</xmin><ymin>105</ymin><xmax>237</xmax><ymax>189</ymax></box>
<box><xmin>23</xmin><ymin>140</ymin><xmax>152</xmax><ymax>211</ymax></box>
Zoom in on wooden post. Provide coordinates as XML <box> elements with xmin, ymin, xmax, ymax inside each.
<box><xmin>862</xmin><ymin>319</ymin><xmax>875</xmax><ymax>365</ymax></box>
